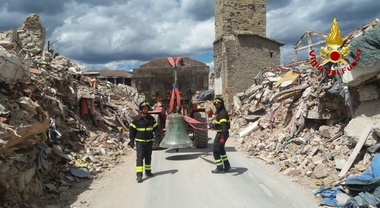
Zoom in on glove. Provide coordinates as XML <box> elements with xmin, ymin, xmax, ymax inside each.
<box><xmin>128</xmin><ymin>141</ymin><xmax>135</xmax><ymax>149</ymax></box>
<box><xmin>209</xmin><ymin>123</ymin><xmax>215</xmax><ymax>130</ymax></box>
<box><xmin>219</xmin><ymin>138</ymin><xmax>225</xmax><ymax>145</ymax></box>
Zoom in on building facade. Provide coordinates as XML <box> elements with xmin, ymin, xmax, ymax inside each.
<box><xmin>131</xmin><ymin>57</ymin><xmax>209</xmax><ymax>100</ymax></box>
<box><xmin>83</xmin><ymin>70</ymin><xmax>133</xmax><ymax>86</ymax></box>
<box><xmin>213</xmin><ymin>0</ymin><xmax>284</xmax><ymax>110</ymax></box>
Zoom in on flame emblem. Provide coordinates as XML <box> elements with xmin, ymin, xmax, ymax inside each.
<box><xmin>320</xmin><ymin>18</ymin><xmax>350</xmax><ymax>65</ymax></box>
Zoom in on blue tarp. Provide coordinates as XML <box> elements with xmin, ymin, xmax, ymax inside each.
<box><xmin>315</xmin><ymin>154</ymin><xmax>380</xmax><ymax>207</ymax></box>
<box><xmin>344</xmin><ymin>154</ymin><xmax>380</xmax><ymax>192</ymax></box>
<box><xmin>372</xmin><ymin>154</ymin><xmax>380</xmax><ymax>178</ymax></box>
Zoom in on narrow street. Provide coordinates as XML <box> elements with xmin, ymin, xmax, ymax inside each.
<box><xmin>65</xmin><ymin>131</ymin><xmax>319</xmax><ymax>208</ymax></box>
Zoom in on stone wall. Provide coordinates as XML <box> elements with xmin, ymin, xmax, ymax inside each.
<box><xmin>213</xmin><ymin>0</ymin><xmax>283</xmax><ymax>110</ymax></box>
<box><xmin>214</xmin><ymin>0</ymin><xmax>266</xmax><ymax>39</ymax></box>
<box><xmin>0</xmin><ymin>13</ymin><xmax>47</xmax><ymax>55</ymax></box>
<box><xmin>0</xmin><ymin>13</ymin><xmax>47</xmax><ymax>85</ymax></box>
<box><xmin>214</xmin><ymin>34</ymin><xmax>281</xmax><ymax>110</ymax></box>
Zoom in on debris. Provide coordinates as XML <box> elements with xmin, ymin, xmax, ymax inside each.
<box><xmin>230</xmin><ymin>18</ymin><xmax>380</xmax><ymax>199</ymax></box>
<box><xmin>0</xmin><ymin>13</ymin><xmax>144</xmax><ymax>206</ymax></box>
<box><xmin>338</xmin><ymin>125</ymin><xmax>373</xmax><ymax>178</ymax></box>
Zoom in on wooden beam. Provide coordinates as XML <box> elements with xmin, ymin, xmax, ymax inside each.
<box><xmin>294</xmin><ymin>40</ymin><xmax>326</xmax><ymax>51</ymax></box>
<box><xmin>0</xmin><ymin>117</ymin><xmax>50</xmax><ymax>153</ymax></box>
<box><xmin>338</xmin><ymin>125</ymin><xmax>373</xmax><ymax>178</ymax></box>
<box><xmin>292</xmin><ymin>30</ymin><xmax>327</xmax><ymax>62</ymax></box>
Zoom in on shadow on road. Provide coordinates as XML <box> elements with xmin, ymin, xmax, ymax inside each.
<box><xmin>225</xmin><ymin>167</ymin><xmax>248</xmax><ymax>176</ymax></box>
<box><xmin>165</xmin><ymin>153</ymin><xmax>203</xmax><ymax>160</ymax></box>
<box><xmin>164</xmin><ymin>147</ymin><xmax>209</xmax><ymax>153</ymax></box>
<box><xmin>161</xmin><ymin>143</ymin><xmax>237</xmax><ymax>154</ymax></box>
<box><xmin>143</xmin><ymin>169</ymin><xmax>179</xmax><ymax>182</ymax></box>
<box><xmin>153</xmin><ymin>169</ymin><xmax>179</xmax><ymax>176</ymax></box>
<box><xmin>199</xmin><ymin>156</ymin><xmax>248</xmax><ymax>176</ymax></box>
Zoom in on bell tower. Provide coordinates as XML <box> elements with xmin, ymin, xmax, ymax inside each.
<box><xmin>213</xmin><ymin>0</ymin><xmax>283</xmax><ymax>110</ymax></box>
<box><xmin>214</xmin><ymin>0</ymin><xmax>266</xmax><ymax>39</ymax></box>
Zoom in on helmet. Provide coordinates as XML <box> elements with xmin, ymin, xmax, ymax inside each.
<box><xmin>139</xmin><ymin>101</ymin><xmax>152</xmax><ymax>111</ymax></box>
<box><xmin>213</xmin><ymin>97</ymin><xmax>224</xmax><ymax>106</ymax></box>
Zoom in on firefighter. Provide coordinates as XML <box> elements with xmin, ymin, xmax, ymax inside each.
<box><xmin>211</xmin><ymin>97</ymin><xmax>231</xmax><ymax>174</ymax></box>
<box><xmin>128</xmin><ymin>101</ymin><xmax>161</xmax><ymax>183</ymax></box>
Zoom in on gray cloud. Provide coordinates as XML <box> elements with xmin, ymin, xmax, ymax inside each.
<box><xmin>267</xmin><ymin>0</ymin><xmax>292</xmax><ymax>10</ymax></box>
<box><xmin>266</xmin><ymin>0</ymin><xmax>380</xmax><ymax>64</ymax></box>
<box><xmin>3</xmin><ymin>0</ymin><xmax>65</xmax><ymax>15</ymax></box>
<box><xmin>181</xmin><ymin>0</ymin><xmax>215</xmax><ymax>21</ymax></box>
<box><xmin>0</xmin><ymin>0</ymin><xmax>378</xmax><ymax>69</ymax></box>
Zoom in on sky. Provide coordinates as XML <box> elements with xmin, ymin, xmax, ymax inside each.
<box><xmin>0</xmin><ymin>0</ymin><xmax>379</xmax><ymax>72</ymax></box>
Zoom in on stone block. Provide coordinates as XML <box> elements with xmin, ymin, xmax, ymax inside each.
<box><xmin>0</xmin><ymin>40</ymin><xmax>14</xmax><ymax>50</ymax></box>
<box><xmin>354</xmin><ymin>100</ymin><xmax>380</xmax><ymax>117</ymax></box>
<box><xmin>314</xmin><ymin>163</ymin><xmax>329</xmax><ymax>179</ymax></box>
<box><xmin>344</xmin><ymin>115</ymin><xmax>379</xmax><ymax>146</ymax></box>
<box><xmin>342</xmin><ymin>62</ymin><xmax>380</xmax><ymax>87</ymax></box>
<box><xmin>233</xmin><ymin>95</ymin><xmax>242</xmax><ymax>112</ymax></box>
<box><xmin>357</xmin><ymin>84</ymin><xmax>379</xmax><ymax>101</ymax></box>
<box><xmin>0</xmin><ymin>49</ymin><xmax>30</xmax><ymax>83</ymax></box>
<box><xmin>244</xmin><ymin>84</ymin><xmax>262</xmax><ymax>97</ymax></box>
<box><xmin>372</xmin><ymin>119</ymin><xmax>380</xmax><ymax>137</ymax></box>
<box><xmin>239</xmin><ymin>121</ymin><xmax>259</xmax><ymax>137</ymax></box>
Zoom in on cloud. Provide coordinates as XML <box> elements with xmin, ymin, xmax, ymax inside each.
<box><xmin>267</xmin><ymin>0</ymin><xmax>380</xmax><ymax>64</ymax></box>
<box><xmin>181</xmin><ymin>0</ymin><xmax>214</xmax><ymax>21</ymax></box>
<box><xmin>46</xmin><ymin>0</ymin><xmax>215</xmax><ymax>67</ymax></box>
<box><xmin>0</xmin><ymin>0</ymin><xmax>379</xmax><ymax>69</ymax></box>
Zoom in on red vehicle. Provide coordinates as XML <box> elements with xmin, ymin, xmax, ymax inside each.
<box><xmin>149</xmin><ymin>57</ymin><xmax>209</xmax><ymax>149</ymax></box>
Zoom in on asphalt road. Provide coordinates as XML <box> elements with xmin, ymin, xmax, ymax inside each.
<box><xmin>70</xmin><ymin>131</ymin><xmax>319</xmax><ymax>208</ymax></box>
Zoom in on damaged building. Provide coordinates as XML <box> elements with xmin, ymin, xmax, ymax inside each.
<box><xmin>0</xmin><ymin>14</ymin><xmax>144</xmax><ymax>207</ymax></box>
<box><xmin>229</xmin><ymin>18</ymin><xmax>380</xmax><ymax>207</ymax></box>
<box><xmin>213</xmin><ymin>0</ymin><xmax>284</xmax><ymax>110</ymax></box>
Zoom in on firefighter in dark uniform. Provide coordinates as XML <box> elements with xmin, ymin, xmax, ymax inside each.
<box><xmin>211</xmin><ymin>97</ymin><xmax>231</xmax><ymax>174</ymax></box>
<box><xmin>128</xmin><ymin>101</ymin><xmax>161</xmax><ymax>183</ymax></box>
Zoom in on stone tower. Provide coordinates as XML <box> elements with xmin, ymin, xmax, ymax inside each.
<box><xmin>214</xmin><ymin>0</ymin><xmax>266</xmax><ymax>39</ymax></box>
<box><xmin>213</xmin><ymin>0</ymin><xmax>283</xmax><ymax>110</ymax></box>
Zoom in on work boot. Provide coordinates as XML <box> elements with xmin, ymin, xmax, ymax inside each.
<box><xmin>211</xmin><ymin>167</ymin><xmax>224</xmax><ymax>174</ymax></box>
<box><xmin>136</xmin><ymin>173</ymin><xmax>143</xmax><ymax>183</ymax></box>
<box><xmin>224</xmin><ymin>161</ymin><xmax>231</xmax><ymax>172</ymax></box>
<box><xmin>145</xmin><ymin>171</ymin><xmax>154</xmax><ymax>177</ymax></box>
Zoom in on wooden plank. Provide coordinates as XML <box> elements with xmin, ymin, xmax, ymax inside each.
<box><xmin>338</xmin><ymin>125</ymin><xmax>373</xmax><ymax>178</ymax></box>
<box><xmin>116</xmin><ymin>115</ymin><xmax>129</xmax><ymax>131</ymax></box>
<box><xmin>0</xmin><ymin>117</ymin><xmax>50</xmax><ymax>153</ymax></box>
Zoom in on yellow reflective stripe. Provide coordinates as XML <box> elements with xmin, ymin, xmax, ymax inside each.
<box><xmin>135</xmin><ymin>127</ymin><xmax>154</xmax><ymax>131</ymax></box>
<box><xmin>135</xmin><ymin>138</ymin><xmax>154</xmax><ymax>142</ymax></box>
<box><xmin>153</xmin><ymin>123</ymin><xmax>158</xmax><ymax>128</ymax></box>
<box><xmin>221</xmin><ymin>154</ymin><xmax>228</xmax><ymax>161</ymax></box>
<box><xmin>130</xmin><ymin>123</ymin><xmax>137</xmax><ymax>129</ymax></box>
<box><xmin>214</xmin><ymin>98</ymin><xmax>222</xmax><ymax>103</ymax></box>
<box><xmin>136</xmin><ymin>166</ymin><xmax>143</xmax><ymax>172</ymax></box>
<box><xmin>215</xmin><ymin>120</ymin><xmax>229</xmax><ymax>124</ymax></box>
<box><xmin>215</xmin><ymin>159</ymin><xmax>223</xmax><ymax>166</ymax></box>
<box><xmin>140</xmin><ymin>102</ymin><xmax>150</xmax><ymax>107</ymax></box>
<box><xmin>216</xmin><ymin>130</ymin><xmax>222</xmax><ymax>132</ymax></box>
<box><xmin>145</xmin><ymin>165</ymin><xmax>151</xmax><ymax>170</ymax></box>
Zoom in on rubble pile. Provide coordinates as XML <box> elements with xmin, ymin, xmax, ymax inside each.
<box><xmin>0</xmin><ymin>14</ymin><xmax>142</xmax><ymax>206</ymax></box>
<box><xmin>230</xmin><ymin>19</ymin><xmax>380</xmax><ymax>193</ymax></box>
